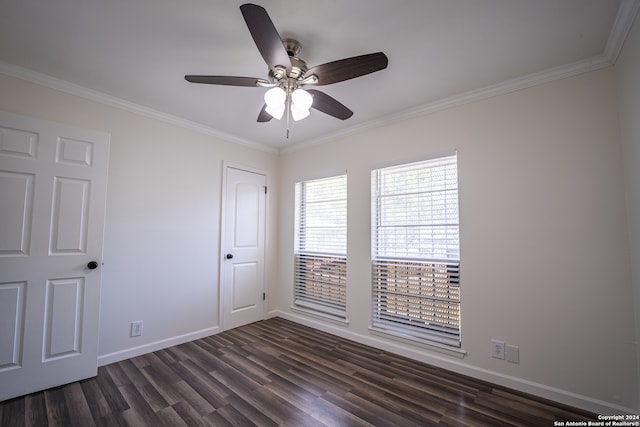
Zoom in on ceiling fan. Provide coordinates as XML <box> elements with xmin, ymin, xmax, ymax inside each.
<box><xmin>185</xmin><ymin>3</ymin><xmax>388</xmax><ymax>136</ymax></box>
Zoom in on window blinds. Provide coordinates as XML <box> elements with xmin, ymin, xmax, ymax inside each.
<box><xmin>372</xmin><ymin>155</ymin><xmax>461</xmax><ymax>347</ymax></box>
<box><xmin>294</xmin><ymin>175</ymin><xmax>347</xmax><ymax>318</ymax></box>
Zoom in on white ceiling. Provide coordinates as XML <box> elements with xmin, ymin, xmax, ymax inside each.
<box><xmin>0</xmin><ymin>0</ymin><xmax>631</xmax><ymax>151</ymax></box>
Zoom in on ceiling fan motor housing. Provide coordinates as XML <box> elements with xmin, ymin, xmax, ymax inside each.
<box><xmin>268</xmin><ymin>39</ymin><xmax>307</xmax><ymax>90</ymax></box>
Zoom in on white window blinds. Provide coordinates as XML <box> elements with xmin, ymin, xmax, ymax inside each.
<box><xmin>294</xmin><ymin>175</ymin><xmax>347</xmax><ymax>318</ymax></box>
<box><xmin>371</xmin><ymin>155</ymin><xmax>461</xmax><ymax>347</ymax></box>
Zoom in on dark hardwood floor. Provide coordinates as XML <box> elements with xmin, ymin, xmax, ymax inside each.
<box><xmin>1</xmin><ymin>317</ymin><xmax>597</xmax><ymax>426</ymax></box>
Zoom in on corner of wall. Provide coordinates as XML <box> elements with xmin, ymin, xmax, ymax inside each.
<box><xmin>614</xmin><ymin>7</ymin><xmax>640</xmax><ymax>411</ymax></box>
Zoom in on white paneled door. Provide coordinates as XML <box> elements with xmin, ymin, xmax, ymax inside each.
<box><xmin>222</xmin><ymin>166</ymin><xmax>266</xmax><ymax>330</ymax></box>
<box><xmin>0</xmin><ymin>111</ymin><xmax>109</xmax><ymax>401</ymax></box>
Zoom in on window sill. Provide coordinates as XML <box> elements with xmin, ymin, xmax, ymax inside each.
<box><xmin>369</xmin><ymin>326</ymin><xmax>467</xmax><ymax>359</ymax></box>
<box><xmin>290</xmin><ymin>305</ymin><xmax>349</xmax><ymax>326</ymax></box>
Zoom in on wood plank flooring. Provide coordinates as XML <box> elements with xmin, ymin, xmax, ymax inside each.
<box><xmin>1</xmin><ymin>317</ymin><xmax>597</xmax><ymax>426</ymax></box>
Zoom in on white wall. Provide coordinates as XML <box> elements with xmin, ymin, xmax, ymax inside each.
<box><xmin>2</xmin><ymin>51</ymin><xmax>637</xmax><ymax>413</ymax></box>
<box><xmin>0</xmin><ymin>73</ymin><xmax>279</xmax><ymax>362</ymax></box>
<box><xmin>276</xmin><ymin>67</ymin><xmax>638</xmax><ymax>411</ymax></box>
<box><xmin>616</xmin><ymin>11</ymin><xmax>640</xmax><ymax>411</ymax></box>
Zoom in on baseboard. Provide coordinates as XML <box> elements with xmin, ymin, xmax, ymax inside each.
<box><xmin>97</xmin><ymin>326</ymin><xmax>220</xmax><ymax>367</ymax></box>
<box><xmin>268</xmin><ymin>310</ymin><xmax>637</xmax><ymax>415</ymax></box>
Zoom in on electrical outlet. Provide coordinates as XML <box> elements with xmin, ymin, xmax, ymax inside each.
<box><xmin>506</xmin><ymin>344</ymin><xmax>520</xmax><ymax>363</ymax></box>
<box><xmin>490</xmin><ymin>339</ymin><xmax>505</xmax><ymax>359</ymax></box>
<box><xmin>131</xmin><ymin>321</ymin><xmax>143</xmax><ymax>337</ymax></box>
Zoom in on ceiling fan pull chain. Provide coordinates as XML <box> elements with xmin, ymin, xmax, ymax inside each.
<box><xmin>286</xmin><ymin>95</ymin><xmax>291</xmax><ymax>139</ymax></box>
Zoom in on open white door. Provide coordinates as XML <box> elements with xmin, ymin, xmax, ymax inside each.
<box><xmin>221</xmin><ymin>165</ymin><xmax>267</xmax><ymax>330</ymax></box>
<box><xmin>0</xmin><ymin>111</ymin><xmax>109</xmax><ymax>401</ymax></box>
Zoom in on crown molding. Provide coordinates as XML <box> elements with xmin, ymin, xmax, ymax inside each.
<box><xmin>3</xmin><ymin>1</ymin><xmax>636</xmax><ymax>157</ymax></box>
<box><xmin>0</xmin><ymin>61</ymin><xmax>278</xmax><ymax>154</ymax></box>
<box><xmin>281</xmin><ymin>0</ymin><xmax>639</xmax><ymax>155</ymax></box>
<box><xmin>604</xmin><ymin>0</ymin><xmax>640</xmax><ymax>64</ymax></box>
<box><xmin>280</xmin><ymin>54</ymin><xmax>612</xmax><ymax>155</ymax></box>
<box><xmin>0</xmin><ymin>50</ymin><xmax>616</xmax><ymax>159</ymax></box>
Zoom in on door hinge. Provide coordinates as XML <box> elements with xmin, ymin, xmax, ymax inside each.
<box><xmin>264</xmin><ymin>186</ymin><xmax>267</xmax><ymax>194</ymax></box>
<box><xmin>263</xmin><ymin>292</ymin><xmax>266</xmax><ymax>301</ymax></box>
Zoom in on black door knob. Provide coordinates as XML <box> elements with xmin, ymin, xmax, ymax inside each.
<box><xmin>87</xmin><ymin>261</ymin><xmax>99</xmax><ymax>270</ymax></box>
<box><xmin>226</xmin><ymin>254</ymin><xmax>234</xmax><ymax>259</ymax></box>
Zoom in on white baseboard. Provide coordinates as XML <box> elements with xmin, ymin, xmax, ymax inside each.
<box><xmin>97</xmin><ymin>326</ymin><xmax>220</xmax><ymax>367</ymax></box>
<box><xmin>268</xmin><ymin>309</ymin><xmax>637</xmax><ymax>415</ymax></box>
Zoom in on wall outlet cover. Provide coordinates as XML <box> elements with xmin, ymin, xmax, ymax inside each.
<box><xmin>490</xmin><ymin>339</ymin><xmax>505</xmax><ymax>359</ymax></box>
<box><xmin>131</xmin><ymin>321</ymin><xmax>143</xmax><ymax>337</ymax></box>
<box><xmin>506</xmin><ymin>344</ymin><xmax>520</xmax><ymax>363</ymax></box>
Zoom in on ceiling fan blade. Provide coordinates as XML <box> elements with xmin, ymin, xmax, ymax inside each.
<box><xmin>185</xmin><ymin>75</ymin><xmax>268</xmax><ymax>87</ymax></box>
<box><xmin>304</xmin><ymin>52</ymin><xmax>388</xmax><ymax>86</ymax></box>
<box><xmin>240</xmin><ymin>3</ymin><xmax>291</xmax><ymax>71</ymax></box>
<box><xmin>257</xmin><ymin>104</ymin><xmax>273</xmax><ymax>122</ymax></box>
<box><xmin>307</xmin><ymin>89</ymin><xmax>353</xmax><ymax>120</ymax></box>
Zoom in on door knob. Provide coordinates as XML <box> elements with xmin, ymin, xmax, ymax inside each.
<box><xmin>87</xmin><ymin>261</ymin><xmax>99</xmax><ymax>270</ymax></box>
<box><xmin>226</xmin><ymin>253</ymin><xmax>234</xmax><ymax>259</ymax></box>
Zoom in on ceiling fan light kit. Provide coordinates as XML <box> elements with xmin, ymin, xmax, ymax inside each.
<box><xmin>185</xmin><ymin>3</ymin><xmax>388</xmax><ymax>138</ymax></box>
<box><xmin>263</xmin><ymin>81</ymin><xmax>313</xmax><ymax>122</ymax></box>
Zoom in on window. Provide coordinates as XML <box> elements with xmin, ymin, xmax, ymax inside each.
<box><xmin>294</xmin><ymin>174</ymin><xmax>347</xmax><ymax>319</ymax></box>
<box><xmin>371</xmin><ymin>154</ymin><xmax>461</xmax><ymax>347</ymax></box>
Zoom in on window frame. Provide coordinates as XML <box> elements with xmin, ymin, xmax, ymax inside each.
<box><xmin>294</xmin><ymin>174</ymin><xmax>348</xmax><ymax>319</ymax></box>
<box><xmin>371</xmin><ymin>154</ymin><xmax>461</xmax><ymax>347</ymax></box>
